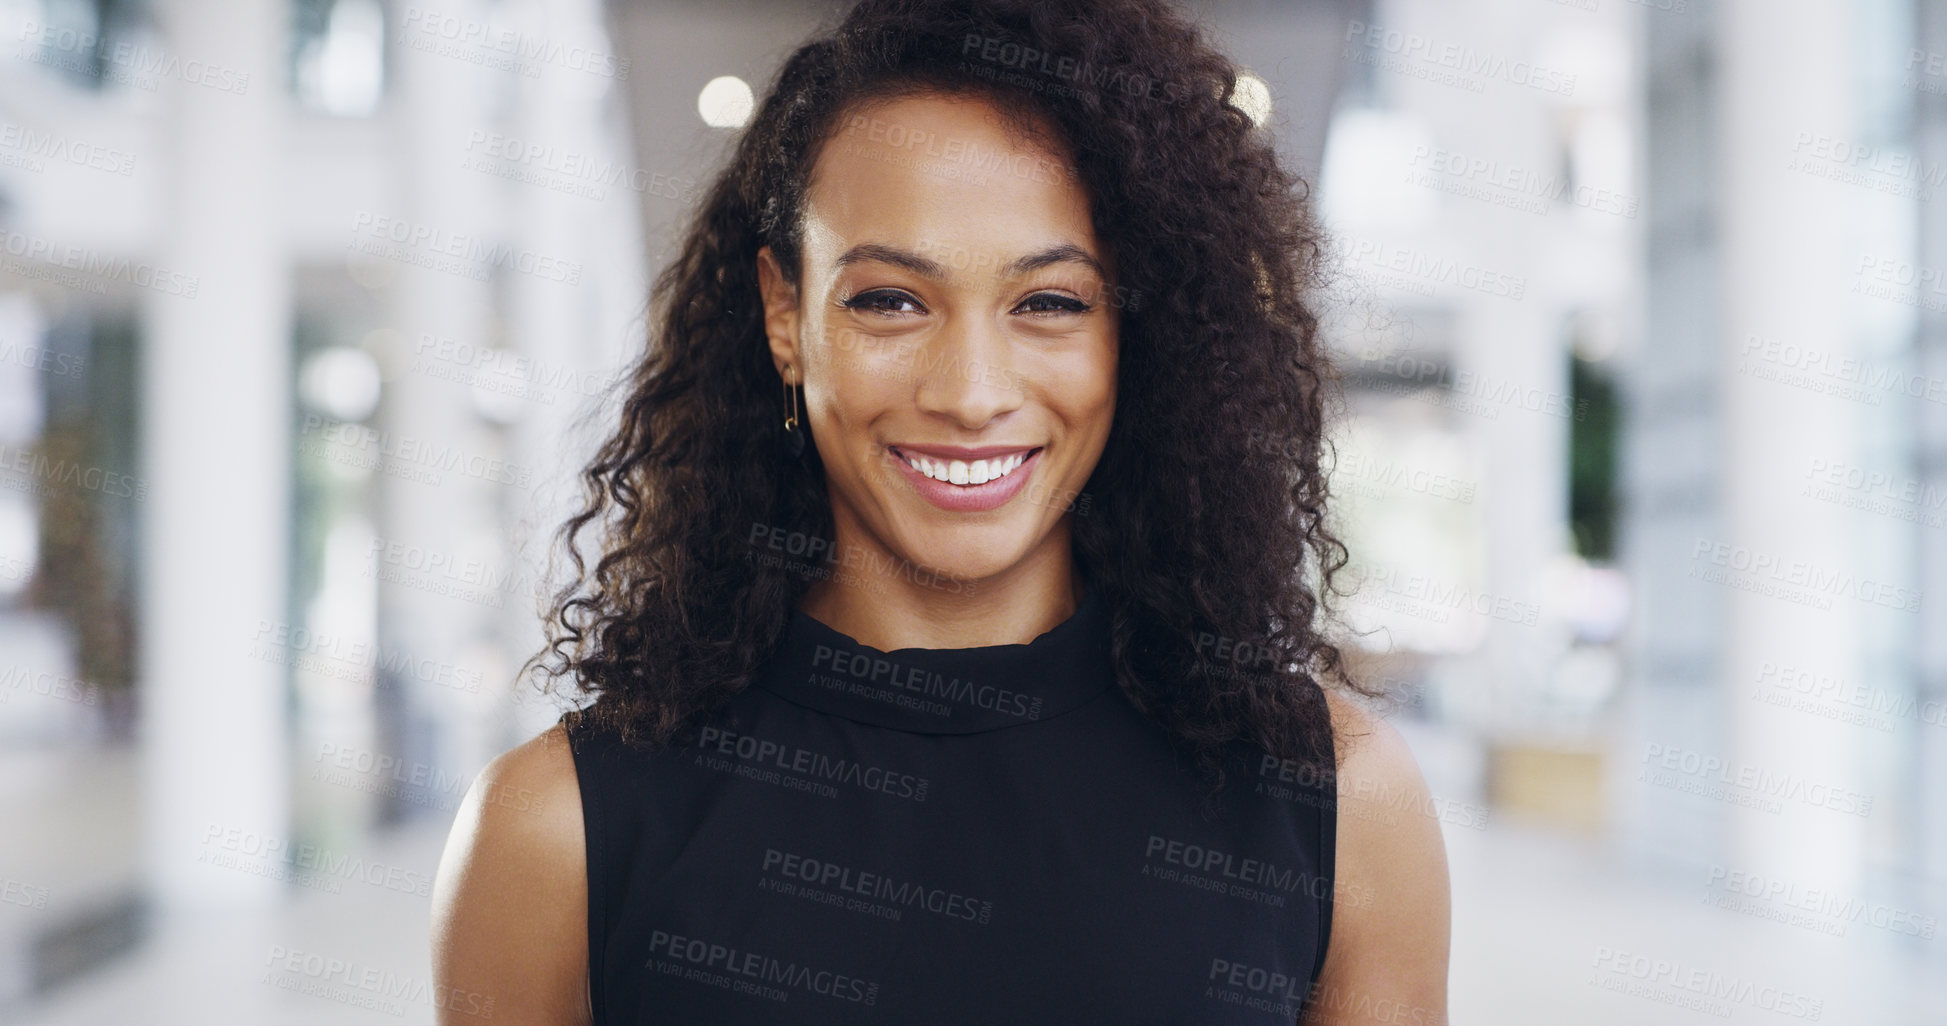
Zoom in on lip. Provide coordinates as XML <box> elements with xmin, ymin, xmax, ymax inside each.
<box><xmin>887</xmin><ymin>444</ymin><xmax>1044</xmax><ymax>513</ymax></box>
<box><xmin>890</xmin><ymin>443</ymin><xmax>1041</xmax><ymax>460</ymax></box>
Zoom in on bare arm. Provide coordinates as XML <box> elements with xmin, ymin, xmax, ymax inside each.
<box><xmin>1302</xmin><ymin>690</ymin><xmax>1453</xmax><ymax>1026</ymax></box>
<box><xmin>430</xmin><ymin>722</ymin><xmax>593</xmax><ymax>1026</ymax></box>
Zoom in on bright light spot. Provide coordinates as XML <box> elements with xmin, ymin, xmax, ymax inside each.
<box><xmin>1317</xmin><ymin>108</ymin><xmax>1437</xmax><ymax>233</ymax></box>
<box><xmin>1571</xmin><ymin>308</ymin><xmax>1623</xmax><ymax>363</ymax></box>
<box><xmin>298</xmin><ymin>0</ymin><xmax>385</xmax><ymax>117</ymax></box>
<box><xmin>698</xmin><ymin>76</ymin><xmax>754</xmax><ymax>128</ymax></box>
<box><xmin>303</xmin><ymin>514</ymin><xmax>377</xmax><ymax>697</ymax></box>
<box><xmin>299</xmin><ymin>346</ymin><xmax>383</xmax><ymax>422</ymax></box>
<box><xmin>470</xmin><ymin>349</ymin><xmax>528</xmax><ymax>425</ymax></box>
<box><xmin>1571</xmin><ymin>111</ymin><xmax>1631</xmax><ymax>220</ymax></box>
<box><xmin>1232</xmin><ymin>72</ymin><xmax>1272</xmax><ymax>127</ymax></box>
<box><xmin>1538</xmin><ymin>553</ymin><xmax>1631</xmax><ymax>645</ymax></box>
<box><xmin>1331</xmin><ymin>416</ymin><xmax>1486</xmax><ymax>656</ymax></box>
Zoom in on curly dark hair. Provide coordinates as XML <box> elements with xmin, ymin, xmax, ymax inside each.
<box><xmin>525</xmin><ymin>0</ymin><xmax>1377</xmax><ymax>795</ymax></box>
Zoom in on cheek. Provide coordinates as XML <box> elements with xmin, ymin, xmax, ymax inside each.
<box><xmin>828</xmin><ymin>344</ymin><xmax>911</xmax><ymax>397</ymax></box>
<box><xmin>806</xmin><ymin>332</ymin><xmax>906</xmax><ymax>446</ymax></box>
<box><xmin>1048</xmin><ymin>346</ymin><xmax>1117</xmax><ymax>426</ymax></box>
<box><xmin>810</xmin><ymin>311</ymin><xmax>910</xmax><ymax>382</ymax></box>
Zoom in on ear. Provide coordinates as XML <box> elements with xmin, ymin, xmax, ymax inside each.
<box><xmin>756</xmin><ymin>245</ymin><xmax>803</xmax><ymax>382</ymax></box>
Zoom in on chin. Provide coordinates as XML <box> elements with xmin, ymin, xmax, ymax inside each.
<box><xmin>887</xmin><ymin>526</ymin><xmax>1026</xmax><ymax>584</ymax></box>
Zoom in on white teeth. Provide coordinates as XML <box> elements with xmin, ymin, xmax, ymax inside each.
<box><xmin>899</xmin><ymin>450</ymin><xmax>1030</xmax><ymax>486</ymax></box>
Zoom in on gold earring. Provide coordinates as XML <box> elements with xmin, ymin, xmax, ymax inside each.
<box><xmin>781</xmin><ymin>365</ymin><xmax>805</xmax><ymax>458</ymax></box>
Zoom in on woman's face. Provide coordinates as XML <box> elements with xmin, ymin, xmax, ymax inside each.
<box><xmin>757</xmin><ymin>90</ymin><xmax>1118</xmax><ymax>592</ymax></box>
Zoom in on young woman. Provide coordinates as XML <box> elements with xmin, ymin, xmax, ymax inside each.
<box><xmin>431</xmin><ymin>1</ymin><xmax>1450</xmax><ymax>1022</ymax></box>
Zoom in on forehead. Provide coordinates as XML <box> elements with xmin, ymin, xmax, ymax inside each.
<box><xmin>801</xmin><ymin>91</ymin><xmax>1099</xmax><ymax>271</ymax></box>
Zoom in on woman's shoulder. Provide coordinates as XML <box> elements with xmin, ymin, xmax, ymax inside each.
<box><xmin>1309</xmin><ymin>688</ymin><xmax>1451</xmax><ymax>1019</ymax></box>
<box><xmin>435</xmin><ymin>717</ymin><xmax>587</xmax><ymax>911</ymax></box>
<box><xmin>431</xmin><ymin>720</ymin><xmax>591</xmax><ymax>1024</ymax></box>
<box><xmin>477</xmin><ymin>719</ymin><xmax>585</xmax><ymax>819</ymax></box>
<box><xmin>1321</xmin><ymin>688</ymin><xmax>1424</xmax><ymax>799</ymax></box>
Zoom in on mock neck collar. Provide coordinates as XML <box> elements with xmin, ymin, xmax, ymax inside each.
<box><xmin>752</xmin><ymin>583</ymin><xmax>1117</xmax><ymax>734</ymax></box>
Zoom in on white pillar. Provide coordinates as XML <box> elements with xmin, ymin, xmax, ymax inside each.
<box><xmin>1470</xmin><ymin>297</ymin><xmax>1571</xmax><ymax>731</ymax></box>
<box><xmin>1919</xmin><ymin>0</ymin><xmax>1947</xmax><ymax>913</ymax></box>
<box><xmin>139</xmin><ymin>0</ymin><xmax>291</xmax><ymax>910</ymax></box>
<box><xmin>1618</xmin><ymin>0</ymin><xmax>1730</xmax><ymax>874</ymax></box>
<box><xmin>498</xmin><ymin>0</ymin><xmax>630</xmax><ymax>742</ymax></box>
<box><xmin>1717</xmin><ymin>0</ymin><xmax>1863</xmax><ymax>887</ymax></box>
<box><xmin>368</xmin><ymin>0</ymin><xmax>503</xmax><ymax>809</ymax></box>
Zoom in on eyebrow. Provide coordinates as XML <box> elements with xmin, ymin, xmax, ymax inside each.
<box><xmin>1007</xmin><ymin>243</ymin><xmax>1108</xmax><ymax>280</ymax></box>
<box><xmin>834</xmin><ymin>243</ymin><xmax>948</xmax><ymax>281</ymax></box>
<box><xmin>833</xmin><ymin>242</ymin><xmax>1108</xmax><ymax>281</ymax></box>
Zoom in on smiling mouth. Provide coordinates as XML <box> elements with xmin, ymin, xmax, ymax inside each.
<box><xmin>890</xmin><ymin>446</ymin><xmax>1043</xmax><ymax>487</ymax></box>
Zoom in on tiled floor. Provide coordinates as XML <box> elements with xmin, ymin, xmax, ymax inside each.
<box><xmin>1445</xmin><ymin>816</ymin><xmax>1944</xmax><ymax>1024</ymax></box>
<box><xmin>13</xmin><ymin>813</ymin><xmax>452</xmax><ymax>1026</ymax></box>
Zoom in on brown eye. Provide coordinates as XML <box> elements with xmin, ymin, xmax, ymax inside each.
<box><xmin>841</xmin><ymin>289</ymin><xmax>926</xmax><ymax>315</ymax></box>
<box><xmin>1015</xmin><ymin>292</ymin><xmax>1091</xmax><ymax>315</ymax></box>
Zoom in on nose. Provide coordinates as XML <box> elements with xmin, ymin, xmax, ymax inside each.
<box><xmin>912</xmin><ymin>313</ymin><xmax>1025</xmax><ymax>429</ymax></box>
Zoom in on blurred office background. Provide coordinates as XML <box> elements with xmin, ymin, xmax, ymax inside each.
<box><xmin>1</xmin><ymin>0</ymin><xmax>1943</xmax><ymax>1021</ymax></box>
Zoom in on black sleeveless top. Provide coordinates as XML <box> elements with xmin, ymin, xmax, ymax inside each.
<box><xmin>562</xmin><ymin>583</ymin><xmax>1338</xmax><ymax>1024</ymax></box>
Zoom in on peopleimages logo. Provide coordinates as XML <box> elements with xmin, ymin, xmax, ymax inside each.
<box><xmin>1703</xmin><ymin>864</ymin><xmax>1936</xmax><ymax>940</ymax></box>
<box><xmin>746</xmin><ymin>522</ymin><xmax>975</xmax><ymax>596</ymax></box>
<box><xmin>1638</xmin><ymin>742</ymin><xmax>1874</xmax><ymax>817</ymax></box>
<box><xmin>1342</xmin><ymin>20</ymin><xmax>1577</xmax><ymax>96</ymax></box>
<box><xmin>809</xmin><ymin>644</ymin><xmax>1043</xmax><ymax>720</ymax></box>
<box><xmin>0</xmin><ymin>121</ymin><xmax>137</xmax><ymax>176</ymax></box>
<box><xmin>1</xmin><ymin>229</ymin><xmax>200</xmax><ymax>298</ymax></box>
<box><xmin>760</xmin><ymin>848</ymin><xmax>995</xmax><ymax>924</ymax></box>
<box><xmin>15</xmin><ymin>20</ymin><xmax>251</xmax><ymax>94</ymax></box>
<box><xmin>695</xmin><ymin>726</ymin><xmax>930</xmax><ymax>802</ymax></box>
<box><xmin>347</xmin><ymin>211</ymin><xmax>583</xmax><ymax>285</ymax></box>
<box><xmin>648</xmin><ymin>929</ymin><xmax>878</xmax><ymax>1004</ymax></box>
<box><xmin>1141</xmin><ymin>833</ymin><xmax>1373</xmax><ymax>911</ymax></box>
<box><xmin>960</xmin><ymin>33</ymin><xmax>1189</xmax><ymax>104</ymax></box>
<box><xmin>399</xmin><ymin>7</ymin><xmax>629</xmax><ymax>80</ymax></box>
<box><xmin>1589</xmin><ymin>946</ymin><xmax>1824</xmax><ymax>1021</ymax></box>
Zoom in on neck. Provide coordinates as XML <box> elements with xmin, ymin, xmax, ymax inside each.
<box><xmin>796</xmin><ymin>527</ymin><xmax>1085</xmax><ymax>652</ymax></box>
